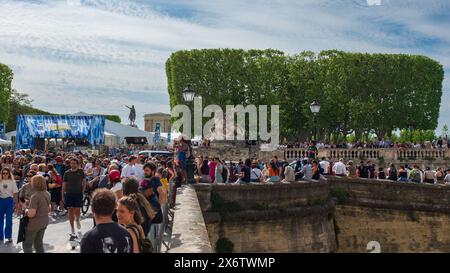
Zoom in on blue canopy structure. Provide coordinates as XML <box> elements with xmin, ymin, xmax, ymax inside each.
<box><xmin>16</xmin><ymin>115</ymin><xmax>105</xmax><ymax>149</ymax></box>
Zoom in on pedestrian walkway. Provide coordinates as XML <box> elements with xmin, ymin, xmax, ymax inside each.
<box><xmin>0</xmin><ymin>213</ymin><xmax>93</xmax><ymax>253</ymax></box>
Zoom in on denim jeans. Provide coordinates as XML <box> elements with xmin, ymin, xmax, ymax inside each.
<box><xmin>0</xmin><ymin>197</ymin><xmax>14</xmax><ymax>240</ymax></box>
<box><xmin>23</xmin><ymin>227</ymin><xmax>47</xmax><ymax>253</ymax></box>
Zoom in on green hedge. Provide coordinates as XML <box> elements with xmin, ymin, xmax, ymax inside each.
<box><xmin>166</xmin><ymin>49</ymin><xmax>444</xmax><ymax>142</ymax></box>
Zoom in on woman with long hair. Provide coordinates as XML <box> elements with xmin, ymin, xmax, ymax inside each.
<box><xmin>0</xmin><ymin>167</ymin><xmax>19</xmax><ymax>243</ymax></box>
<box><xmin>267</xmin><ymin>161</ymin><xmax>280</xmax><ymax>183</ymax></box>
<box><xmin>311</xmin><ymin>160</ymin><xmax>321</xmax><ymax>180</ymax></box>
<box><xmin>117</xmin><ymin>194</ymin><xmax>145</xmax><ymax>253</ymax></box>
<box><xmin>1</xmin><ymin>155</ymin><xmax>13</xmax><ymax>170</ymax></box>
<box><xmin>47</xmin><ymin>164</ymin><xmax>63</xmax><ymax>216</ymax></box>
<box><xmin>199</xmin><ymin>160</ymin><xmax>211</xmax><ymax>183</ymax></box>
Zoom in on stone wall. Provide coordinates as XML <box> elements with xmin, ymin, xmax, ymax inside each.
<box><xmin>169</xmin><ymin>186</ymin><xmax>213</xmax><ymax>253</ymax></box>
<box><xmin>193</xmin><ymin>178</ymin><xmax>450</xmax><ymax>253</ymax></box>
<box><xmin>205</xmin><ymin>205</ymin><xmax>336</xmax><ymax>253</ymax></box>
<box><xmin>335</xmin><ymin>205</ymin><xmax>450</xmax><ymax>252</ymax></box>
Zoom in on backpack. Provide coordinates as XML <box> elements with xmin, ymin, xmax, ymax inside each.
<box><xmin>128</xmin><ymin>224</ymin><xmax>153</xmax><ymax>253</ymax></box>
<box><xmin>388</xmin><ymin>168</ymin><xmax>397</xmax><ymax>180</ymax></box>
<box><xmin>359</xmin><ymin>166</ymin><xmax>369</xmax><ymax>178</ymax></box>
<box><xmin>411</xmin><ymin>169</ymin><xmax>421</xmax><ymax>183</ymax></box>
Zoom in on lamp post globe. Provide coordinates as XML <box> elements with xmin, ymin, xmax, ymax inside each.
<box><xmin>182</xmin><ymin>84</ymin><xmax>195</xmax><ymax>103</ymax></box>
<box><xmin>310</xmin><ymin>101</ymin><xmax>320</xmax><ymax>142</ymax></box>
<box><xmin>310</xmin><ymin>101</ymin><xmax>321</xmax><ymax>114</ymax></box>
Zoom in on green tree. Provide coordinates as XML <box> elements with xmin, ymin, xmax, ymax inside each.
<box><xmin>7</xmin><ymin>89</ymin><xmax>52</xmax><ymax>132</ymax></box>
<box><xmin>0</xmin><ymin>63</ymin><xmax>13</xmax><ymax>123</ymax></box>
<box><xmin>103</xmin><ymin>115</ymin><xmax>121</xmax><ymax>123</ymax></box>
<box><xmin>166</xmin><ymin>49</ymin><xmax>444</xmax><ymax>142</ymax></box>
<box><xmin>442</xmin><ymin>124</ymin><xmax>448</xmax><ymax>138</ymax></box>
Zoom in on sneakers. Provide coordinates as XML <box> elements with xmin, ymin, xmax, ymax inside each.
<box><xmin>5</xmin><ymin>239</ymin><xmax>13</xmax><ymax>244</ymax></box>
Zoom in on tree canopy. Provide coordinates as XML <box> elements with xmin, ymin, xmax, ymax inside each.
<box><xmin>0</xmin><ymin>63</ymin><xmax>13</xmax><ymax>123</ymax></box>
<box><xmin>166</xmin><ymin>49</ymin><xmax>444</xmax><ymax>143</ymax></box>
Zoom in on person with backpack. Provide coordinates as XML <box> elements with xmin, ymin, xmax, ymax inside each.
<box><xmin>367</xmin><ymin>160</ymin><xmax>376</xmax><ymax>179</ymax></box>
<box><xmin>357</xmin><ymin>161</ymin><xmax>369</xmax><ymax>178</ymax></box>
<box><xmin>117</xmin><ymin>195</ymin><xmax>153</xmax><ymax>253</ymax></box>
<box><xmin>397</xmin><ymin>166</ymin><xmax>408</xmax><ymax>182</ymax></box>
<box><xmin>423</xmin><ymin>167</ymin><xmax>436</xmax><ymax>184</ymax></box>
<box><xmin>250</xmin><ymin>160</ymin><xmax>263</xmax><ymax>182</ymax></box>
<box><xmin>409</xmin><ymin>165</ymin><xmax>422</xmax><ymax>183</ymax></box>
<box><xmin>387</xmin><ymin>163</ymin><xmax>398</xmax><ymax>181</ymax></box>
<box><xmin>122</xmin><ymin>178</ymin><xmax>157</xmax><ymax>237</ymax></box>
<box><xmin>221</xmin><ymin>160</ymin><xmax>229</xmax><ymax>183</ymax></box>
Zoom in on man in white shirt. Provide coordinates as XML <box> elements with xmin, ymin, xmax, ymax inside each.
<box><xmin>332</xmin><ymin>158</ymin><xmax>347</xmax><ymax>176</ymax></box>
<box><xmin>250</xmin><ymin>161</ymin><xmax>262</xmax><ymax>182</ymax></box>
<box><xmin>121</xmin><ymin>156</ymin><xmax>144</xmax><ymax>181</ymax></box>
<box><xmin>319</xmin><ymin>157</ymin><xmax>330</xmax><ymax>175</ymax></box>
<box><xmin>444</xmin><ymin>169</ymin><xmax>450</xmax><ymax>184</ymax></box>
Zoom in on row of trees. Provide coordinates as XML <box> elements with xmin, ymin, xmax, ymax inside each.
<box><xmin>166</xmin><ymin>49</ymin><xmax>444</xmax><ymax>143</ymax></box>
<box><xmin>0</xmin><ymin>63</ymin><xmax>13</xmax><ymax>124</ymax></box>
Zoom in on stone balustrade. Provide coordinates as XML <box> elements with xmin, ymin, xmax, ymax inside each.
<box><xmin>284</xmin><ymin>148</ymin><xmax>450</xmax><ymax>162</ymax></box>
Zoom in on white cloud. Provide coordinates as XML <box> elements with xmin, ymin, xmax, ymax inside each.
<box><xmin>367</xmin><ymin>0</ymin><xmax>382</xmax><ymax>6</ymax></box>
<box><xmin>0</xmin><ymin>0</ymin><xmax>448</xmax><ymax>131</ymax></box>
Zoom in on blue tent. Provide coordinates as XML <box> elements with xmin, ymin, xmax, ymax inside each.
<box><xmin>16</xmin><ymin>115</ymin><xmax>105</xmax><ymax>149</ymax></box>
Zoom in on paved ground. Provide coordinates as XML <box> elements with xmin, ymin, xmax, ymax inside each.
<box><xmin>0</xmin><ymin>211</ymin><xmax>94</xmax><ymax>253</ymax></box>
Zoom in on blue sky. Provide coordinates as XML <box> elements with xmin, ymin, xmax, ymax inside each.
<box><xmin>0</xmin><ymin>0</ymin><xmax>448</xmax><ymax>134</ymax></box>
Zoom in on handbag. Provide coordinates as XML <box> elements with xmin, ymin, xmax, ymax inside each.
<box><xmin>17</xmin><ymin>215</ymin><xmax>29</xmax><ymax>244</ymax></box>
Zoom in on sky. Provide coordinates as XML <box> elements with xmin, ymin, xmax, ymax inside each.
<box><xmin>0</xmin><ymin>0</ymin><xmax>449</xmax><ymax>134</ymax></box>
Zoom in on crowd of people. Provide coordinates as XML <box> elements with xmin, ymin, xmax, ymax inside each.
<box><xmin>0</xmin><ymin>137</ymin><xmax>450</xmax><ymax>253</ymax></box>
<box><xmin>0</xmin><ymin>148</ymin><xmax>180</xmax><ymax>253</ymax></box>
<box><xmin>190</xmin><ymin>154</ymin><xmax>450</xmax><ymax>185</ymax></box>
<box><xmin>282</xmin><ymin>137</ymin><xmax>450</xmax><ymax>150</ymax></box>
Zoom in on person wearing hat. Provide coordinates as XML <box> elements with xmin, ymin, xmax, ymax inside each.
<box><xmin>108</xmin><ymin>170</ymin><xmax>123</xmax><ymax>201</ymax></box>
<box><xmin>444</xmin><ymin>169</ymin><xmax>450</xmax><ymax>184</ymax></box>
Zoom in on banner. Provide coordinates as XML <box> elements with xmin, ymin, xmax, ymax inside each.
<box><xmin>154</xmin><ymin>122</ymin><xmax>161</xmax><ymax>143</ymax></box>
<box><xmin>16</xmin><ymin>115</ymin><xmax>105</xmax><ymax>149</ymax></box>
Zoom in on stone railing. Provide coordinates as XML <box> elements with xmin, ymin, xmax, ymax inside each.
<box><xmin>169</xmin><ymin>185</ymin><xmax>213</xmax><ymax>253</ymax></box>
<box><xmin>284</xmin><ymin>148</ymin><xmax>450</xmax><ymax>162</ymax></box>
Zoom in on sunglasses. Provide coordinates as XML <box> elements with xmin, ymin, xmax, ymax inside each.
<box><xmin>27</xmin><ymin>174</ymin><xmax>34</xmax><ymax>177</ymax></box>
<box><xmin>2</xmin><ymin>173</ymin><xmax>9</xmax><ymax>175</ymax></box>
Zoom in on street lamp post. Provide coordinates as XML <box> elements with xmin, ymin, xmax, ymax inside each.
<box><xmin>310</xmin><ymin>101</ymin><xmax>321</xmax><ymax>142</ymax></box>
<box><xmin>182</xmin><ymin>85</ymin><xmax>196</xmax><ymax>184</ymax></box>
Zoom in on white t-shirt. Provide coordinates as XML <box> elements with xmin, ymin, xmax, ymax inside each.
<box><xmin>333</xmin><ymin>162</ymin><xmax>347</xmax><ymax>175</ymax></box>
<box><xmin>319</xmin><ymin>160</ymin><xmax>330</xmax><ymax>174</ymax></box>
<box><xmin>84</xmin><ymin>162</ymin><xmax>93</xmax><ymax>173</ymax></box>
<box><xmin>444</xmin><ymin>174</ymin><xmax>450</xmax><ymax>183</ymax></box>
<box><xmin>121</xmin><ymin>164</ymin><xmax>144</xmax><ymax>180</ymax></box>
<box><xmin>250</xmin><ymin>168</ymin><xmax>262</xmax><ymax>180</ymax></box>
<box><xmin>0</xmin><ymin>179</ymin><xmax>19</xmax><ymax>198</ymax></box>
<box><xmin>110</xmin><ymin>182</ymin><xmax>123</xmax><ymax>193</ymax></box>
